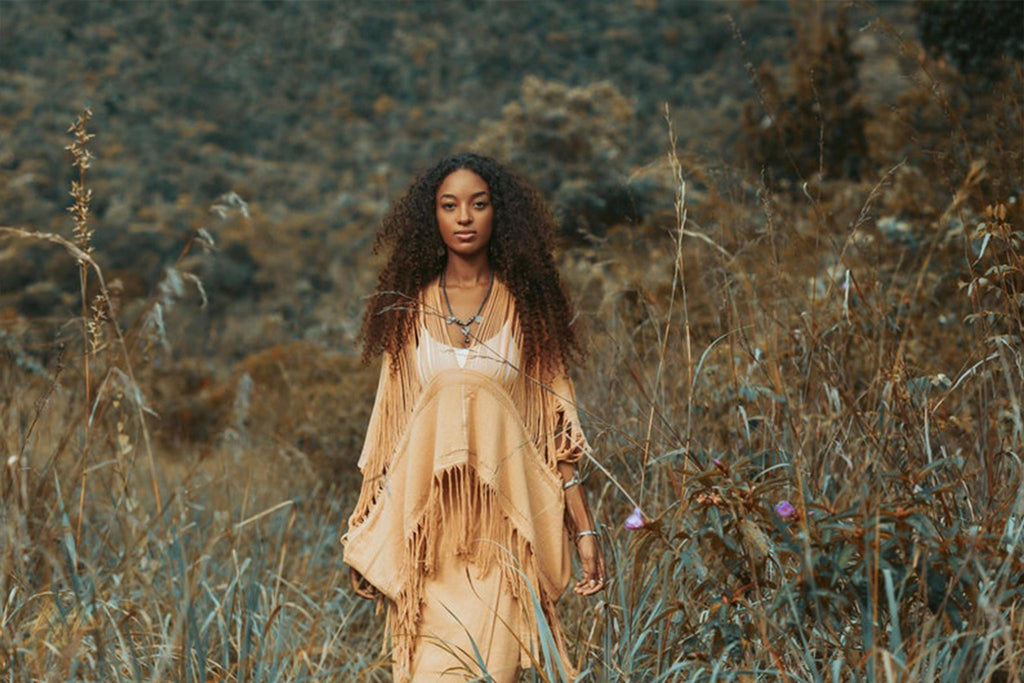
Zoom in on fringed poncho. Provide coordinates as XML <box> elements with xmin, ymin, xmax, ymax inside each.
<box><xmin>341</xmin><ymin>274</ymin><xmax>592</xmax><ymax>680</ymax></box>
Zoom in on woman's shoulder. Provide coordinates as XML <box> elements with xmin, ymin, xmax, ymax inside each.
<box><xmin>414</xmin><ymin>275</ymin><xmax>441</xmax><ymax>308</ymax></box>
<box><xmin>421</xmin><ymin>274</ymin><xmax>441</xmax><ymax>293</ymax></box>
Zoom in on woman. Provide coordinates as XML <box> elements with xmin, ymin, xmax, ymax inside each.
<box><xmin>341</xmin><ymin>153</ymin><xmax>605</xmax><ymax>682</ymax></box>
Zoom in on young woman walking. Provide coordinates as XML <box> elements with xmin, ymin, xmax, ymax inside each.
<box><xmin>342</xmin><ymin>153</ymin><xmax>605</xmax><ymax>681</ymax></box>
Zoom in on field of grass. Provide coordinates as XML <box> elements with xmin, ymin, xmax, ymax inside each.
<box><xmin>2</xmin><ymin>6</ymin><xmax>1022</xmax><ymax>683</ymax></box>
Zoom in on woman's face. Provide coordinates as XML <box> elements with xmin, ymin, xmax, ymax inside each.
<box><xmin>435</xmin><ymin>168</ymin><xmax>494</xmax><ymax>260</ymax></box>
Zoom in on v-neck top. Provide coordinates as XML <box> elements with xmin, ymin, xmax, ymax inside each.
<box><xmin>414</xmin><ymin>274</ymin><xmax>520</xmax><ymax>387</ymax></box>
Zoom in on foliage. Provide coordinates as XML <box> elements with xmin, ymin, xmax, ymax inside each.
<box><xmin>739</xmin><ymin>2</ymin><xmax>869</xmax><ymax>187</ymax></box>
<box><xmin>472</xmin><ymin>76</ymin><xmax>649</xmax><ymax>242</ymax></box>
<box><xmin>917</xmin><ymin>0</ymin><xmax>1024</xmax><ymax>79</ymax></box>
<box><xmin>2</xmin><ymin>2</ymin><xmax>1023</xmax><ymax>681</ymax></box>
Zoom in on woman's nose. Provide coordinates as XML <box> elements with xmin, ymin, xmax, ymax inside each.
<box><xmin>457</xmin><ymin>205</ymin><xmax>472</xmax><ymax>224</ymax></box>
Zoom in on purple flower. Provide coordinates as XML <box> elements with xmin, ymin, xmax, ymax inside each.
<box><xmin>624</xmin><ymin>506</ymin><xmax>646</xmax><ymax>530</ymax></box>
<box><xmin>712</xmin><ymin>458</ymin><xmax>723</xmax><ymax>467</ymax></box>
<box><xmin>774</xmin><ymin>500</ymin><xmax>796</xmax><ymax>519</ymax></box>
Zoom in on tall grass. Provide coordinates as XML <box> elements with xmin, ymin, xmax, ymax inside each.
<box><xmin>2</xmin><ymin>32</ymin><xmax>1022</xmax><ymax>683</ymax></box>
<box><xmin>554</xmin><ymin>88</ymin><xmax>1022</xmax><ymax>683</ymax></box>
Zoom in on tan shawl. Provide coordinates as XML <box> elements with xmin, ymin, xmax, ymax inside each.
<box><xmin>341</xmin><ymin>274</ymin><xmax>592</xmax><ymax>677</ymax></box>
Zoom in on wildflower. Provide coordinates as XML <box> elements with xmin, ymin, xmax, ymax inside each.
<box><xmin>624</xmin><ymin>506</ymin><xmax>645</xmax><ymax>530</ymax></box>
<box><xmin>697</xmin><ymin>491</ymin><xmax>724</xmax><ymax>506</ymax></box>
<box><xmin>774</xmin><ymin>500</ymin><xmax>796</xmax><ymax>519</ymax></box>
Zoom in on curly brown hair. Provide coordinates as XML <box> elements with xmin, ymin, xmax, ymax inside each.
<box><xmin>357</xmin><ymin>152</ymin><xmax>584</xmax><ymax>379</ymax></box>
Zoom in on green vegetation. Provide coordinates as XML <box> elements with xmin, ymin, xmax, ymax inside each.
<box><xmin>2</xmin><ymin>1</ymin><xmax>1021</xmax><ymax>681</ymax></box>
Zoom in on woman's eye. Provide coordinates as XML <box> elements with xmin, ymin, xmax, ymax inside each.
<box><xmin>442</xmin><ymin>203</ymin><xmax>455</xmax><ymax>211</ymax></box>
<box><xmin>474</xmin><ymin>201</ymin><xmax>488</xmax><ymax>209</ymax></box>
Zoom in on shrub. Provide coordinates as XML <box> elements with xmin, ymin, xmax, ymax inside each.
<box><xmin>739</xmin><ymin>4</ymin><xmax>869</xmax><ymax>187</ymax></box>
<box><xmin>471</xmin><ymin>76</ymin><xmax>649</xmax><ymax>242</ymax></box>
<box><xmin>917</xmin><ymin>0</ymin><xmax>1024</xmax><ymax>80</ymax></box>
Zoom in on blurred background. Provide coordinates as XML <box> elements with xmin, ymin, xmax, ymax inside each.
<box><xmin>5</xmin><ymin>0</ymin><xmax>1017</xmax><ymax>463</ymax></box>
<box><xmin>2</xmin><ymin>1</ymin><xmax>825</xmax><ymax>356</ymax></box>
<box><xmin>1</xmin><ymin>1</ymin><xmax>1022</xmax><ymax>680</ymax></box>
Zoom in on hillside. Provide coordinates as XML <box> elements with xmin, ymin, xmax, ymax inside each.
<box><xmin>1</xmin><ymin>1</ymin><xmax>1022</xmax><ymax>681</ymax></box>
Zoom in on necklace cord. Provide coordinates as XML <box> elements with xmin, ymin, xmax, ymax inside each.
<box><xmin>441</xmin><ymin>270</ymin><xmax>495</xmax><ymax>345</ymax></box>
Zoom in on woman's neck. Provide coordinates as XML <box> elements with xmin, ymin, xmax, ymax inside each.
<box><xmin>443</xmin><ymin>251</ymin><xmax>491</xmax><ymax>287</ymax></box>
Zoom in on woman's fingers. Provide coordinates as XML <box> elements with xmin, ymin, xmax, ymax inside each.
<box><xmin>349</xmin><ymin>567</ymin><xmax>379</xmax><ymax>600</ymax></box>
<box><xmin>353</xmin><ymin>580</ymin><xmax>377</xmax><ymax>600</ymax></box>
<box><xmin>349</xmin><ymin>567</ymin><xmax>363</xmax><ymax>592</ymax></box>
<box><xmin>574</xmin><ymin>575</ymin><xmax>605</xmax><ymax>595</ymax></box>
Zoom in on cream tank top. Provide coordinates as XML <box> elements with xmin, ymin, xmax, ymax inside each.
<box><xmin>416</xmin><ymin>317</ymin><xmax>519</xmax><ymax>387</ymax></box>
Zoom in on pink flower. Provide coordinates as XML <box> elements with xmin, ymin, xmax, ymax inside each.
<box><xmin>624</xmin><ymin>506</ymin><xmax>646</xmax><ymax>530</ymax></box>
<box><xmin>774</xmin><ymin>500</ymin><xmax>796</xmax><ymax>519</ymax></box>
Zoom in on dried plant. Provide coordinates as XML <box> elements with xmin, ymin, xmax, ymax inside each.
<box><xmin>2</xmin><ymin>9</ymin><xmax>1022</xmax><ymax>681</ymax></box>
<box><xmin>65</xmin><ymin>107</ymin><xmax>95</xmax><ymax>255</ymax></box>
<box><xmin>63</xmin><ymin>107</ymin><xmax>101</xmax><ymax>414</ymax></box>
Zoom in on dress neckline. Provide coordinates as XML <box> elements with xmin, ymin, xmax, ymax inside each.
<box><xmin>422</xmin><ymin>316</ymin><xmax>513</xmax><ymax>351</ymax></box>
<box><xmin>429</xmin><ymin>273</ymin><xmax>507</xmax><ymax>350</ymax></box>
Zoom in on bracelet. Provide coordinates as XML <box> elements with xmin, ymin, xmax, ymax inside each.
<box><xmin>575</xmin><ymin>529</ymin><xmax>599</xmax><ymax>541</ymax></box>
<box><xmin>562</xmin><ymin>470</ymin><xmax>585</xmax><ymax>490</ymax></box>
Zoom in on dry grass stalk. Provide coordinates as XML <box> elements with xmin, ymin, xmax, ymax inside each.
<box><xmin>3</xmin><ymin>15</ymin><xmax>1023</xmax><ymax>678</ymax></box>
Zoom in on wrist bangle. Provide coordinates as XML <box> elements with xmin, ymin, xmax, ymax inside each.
<box><xmin>575</xmin><ymin>529</ymin><xmax>599</xmax><ymax>541</ymax></box>
<box><xmin>562</xmin><ymin>470</ymin><xmax>585</xmax><ymax>490</ymax></box>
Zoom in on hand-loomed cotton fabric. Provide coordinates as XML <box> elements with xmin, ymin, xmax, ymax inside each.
<box><xmin>341</xmin><ymin>274</ymin><xmax>592</xmax><ymax>681</ymax></box>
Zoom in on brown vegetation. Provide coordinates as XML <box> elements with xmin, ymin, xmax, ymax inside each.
<box><xmin>1</xmin><ymin>1</ymin><xmax>1022</xmax><ymax>681</ymax></box>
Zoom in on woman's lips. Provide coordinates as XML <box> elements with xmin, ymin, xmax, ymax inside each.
<box><xmin>454</xmin><ymin>231</ymin><xmax>476</xmax><ymax>241</ymax></box>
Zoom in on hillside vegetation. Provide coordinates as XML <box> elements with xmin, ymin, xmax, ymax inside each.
<box><xmin>1</xmin><ymin>1</ymin><xmax>1022</xmax><ymax>681</ymax></box>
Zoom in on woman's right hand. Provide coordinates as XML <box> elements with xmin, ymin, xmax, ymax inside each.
<box><xmin>349</xmin><ymin>566</ymin><xmax>379</xmax><ymax>600</ymax></box>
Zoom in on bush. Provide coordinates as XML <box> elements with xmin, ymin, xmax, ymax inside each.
<box><xmin>740</xmin><ymin>4</ymin><xmax>869</xmax><ymax>187</ymax></box>
<box><xmin>917</xmin><ymin>0</ymin><xmax>1024</xmax><ymax>80</ymax></box>
<box><xmin>472</xmin><ymin>76</ymin><xmax>649</xmax><ymax>242</ymax></box>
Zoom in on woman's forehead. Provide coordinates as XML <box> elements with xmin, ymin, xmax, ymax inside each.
<box><xmin>437</xmin><ymin>168</ymin><xmax>489</xmax><ymax>197</ymax></box>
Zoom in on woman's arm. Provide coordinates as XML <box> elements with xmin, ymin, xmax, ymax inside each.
<box><xmin>557</xmin><ymin>460</ymin><xmax>594</xmax><ymax>537</ymax></box>
<box><xmin>558</xmin><ymin>460</ymin><xmax>606</xmax><ymax>595</ymax></box>
<box><xmin>542</xmin><ymin>358</ymin><xmax>606</xmax><ymax>594</ymax></box>
<box><xmin>344</xmin><ymin>352</ymin><xmax>402</xmax><ymax>601</ymax></box>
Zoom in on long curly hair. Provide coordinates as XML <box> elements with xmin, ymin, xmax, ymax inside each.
<box><xmin>357</xmin><ymin>152</ymin><xmax>585</xmax><ymax>379</ymax></box>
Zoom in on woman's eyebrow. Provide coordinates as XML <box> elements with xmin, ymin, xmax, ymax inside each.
<box><xmin>438</xmin><ymin>190</ymin><xmax>490</xmax><ymax>200</ymax></box>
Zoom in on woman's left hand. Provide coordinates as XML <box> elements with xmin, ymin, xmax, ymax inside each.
<box><xmin>573</xmin><ymin>534</ymin><xmax>606</xmax><ymax>595</ymax></box>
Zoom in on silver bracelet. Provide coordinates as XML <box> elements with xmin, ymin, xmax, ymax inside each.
<box><xmin>562</xmin><ymin>470</ymin><xmax>585</xmax><ymax>490</ymax></box>
<box><xmin>575</xmin><ymin>529</ymin><xmax>599</xmax><ymax>541</ymax></box>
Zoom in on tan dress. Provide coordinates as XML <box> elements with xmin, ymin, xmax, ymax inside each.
<box><xmin>341</xmin><ymin>275</ymin><xmax>592</xmax><ymax>682</ymax></box>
